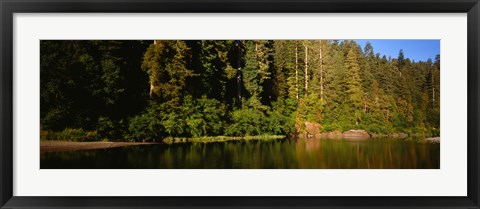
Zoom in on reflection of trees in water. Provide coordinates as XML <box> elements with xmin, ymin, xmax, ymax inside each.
<box><xmin>41</xmin><ymin>139</ymin><xmax>439</xmax><ymax>169</ymax></box>
<box><xmin>293</xmin><ymin>138</ymin><xmax>439</xmax><ymax>169</ymax></box>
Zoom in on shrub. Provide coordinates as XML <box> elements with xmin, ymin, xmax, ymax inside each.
<box><xmin>429</xmin><ymin>127</ymin><xmax>440</xmax><ymax>137</ymax></box>
<box><xmin>196</xmin><ymin>96</ymin><xmax>227</xmax><ymax>136</ymax></box>
<box><xmin>161</xmin><ymin>96</ymin><xmax>228</xmax><ymax>138</ymax></box>
<box><xmin>96</xmin><ymin>116</ymin><xmax>123</xmax><ymax>141</ymax></box>
<box><xmin>266</xmin><ymin>110</ymin><xmax>295</xmax><ymax>135</ymax></box>
<box><xmin>225</xmin><ymin>108</ymin><xmax>266</xmax><ymax>136</ymax></box>
<box><xmin>127</xmin><ymin>112</ymin><xmax>163</xmax><ymax>142</ymax></box>
<box><xmin>40</xmin><ymin>130</ymin><xmax>49</xmax><ymax>141</ymax></box>
<box><xmin>42</xmin><ymin>128</ymin><xmax>99</xmax><ymax>142</ymax></box>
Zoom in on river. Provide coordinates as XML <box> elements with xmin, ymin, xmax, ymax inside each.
<box><xmin>40</xmin><ymin>137</ymin><xmax>440</xmax><ymax>169</ymax></box>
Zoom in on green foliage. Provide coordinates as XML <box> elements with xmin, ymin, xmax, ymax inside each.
<box><xmin>142</xmin><ymin>40</ymin><xmax>195</xmax><ymax>104</ymax></box>
<box><xmin>41</xmin><ymin>40</ymin><xmax>441</xmax><ymax>141</ymax></box>
<box><xmin>41</xmin><ymin>128</ymin><xmax>100</xmax><ymax>142</ymax></box>
<box><xmin>195</xmin><ymin>96</ymin><xmax>228</xmax><ymax>136</ymax></box>
<box><xmin>344</xmin><ymin>46</ymin><xmax>365</xmax><ymax>126</ymax></box>
<box><xmin>266</xmin><ymin>110</ymin><xmax>295</xmax><ymax>136</ymax></box>
<box><xmin>125</xmin><ymin>96</ymin><xmax>228</xmax><ymax>141</ymax></box>
<box><xmin>127</xmin><ymin>109</ymin><xmax>163</xmax><ymax>142</ymax></box>
<box><xmin>191</xmin><ymin>40</ymin><xmax>233</xmax><ymax>100</ymax></box>
<box><xmin>97</xmin><ymin>59</ymin><xmax>124</xmax><ymax>105</ymax></box>
<box><xmin>242</xmin><ymin>41</ymin><xmax>272</xmax><ymax>99</ymax></box>
<box><xmin>226</xmin><ymin>104</ymin><xmax>294</xmax><ymax>137</ymax></box>
<box><xmin>96</xmin><ymin>116</ymin><xmax>126</xmax><ymax>141</ymax></box>
<box><xmin>40</xmin><ymin>40</ymin><xmax>149</xmax><ymax>131</ymax></box>
<box><xmin>226</xmin><ymin>108</ymin><xmax>267</xmax><ymax>136</ymax></box>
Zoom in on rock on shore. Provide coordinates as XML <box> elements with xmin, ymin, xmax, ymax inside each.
<box><xmin>304</xmin><ymin>121</ymin><xmax>322</xmax><ymax>135</ymax></box>
<box><xmin>423</xmin><ymin>137</ymin><xmax>440</xmax><ymax>143</ymax></box>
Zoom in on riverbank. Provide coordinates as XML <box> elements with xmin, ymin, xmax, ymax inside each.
<box><xmin>40</xmin><ymin>141</ymin><xmax>158</xmax><ymax>153</ymax></box>
<box><xmin>299</xmin><ymin>128</ymin><xmax>439</xmax><ymax>143</ymax></box>
<box><xmin>40</xmin><ymin>133</ymin><xmax>438</xmax><ymax>153</ymax></box>
<box><xmin>423</xmin><ymin>137</ymin><xmax>440</xmax><ymax>143</ymax></box>
<box><xmin>163</xmin><ymin>135</ymin><xmax>286</xmax><ymax>144</ymax></box>
<box><xmin>41</xmin><ymin>136</ymin><xmax>286</xmax><ymax>153</ymax></box>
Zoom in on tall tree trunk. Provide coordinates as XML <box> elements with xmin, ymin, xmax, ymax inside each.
<box><xmin>237</xmin><ymin>41</ymin><xmax>242</xmax><ymax>107</ymax></box>
<box><xmin>150</xmin><ymin>83</ymin><xmax>154</xmax><ymax>98</ymax></box>
<box><xmin>432</xmin><ymin>72</ymin><xmax>435</xmax><ymax>105</ymax></box>
<box><xmin>149</xmin><ymin>40</ymin><xmax>157</xmax><ymax>98</ymax></box>
<box><xmin>364</xmin><ymin>97</ymin><xmax>367</xmax><ymax>112</ymax></box>
<box><xmin>295</xmin><ymin>43</ymin><xmax>299</xmax><ymax>101</ymax></box>
<box><xmin>304</xmin><ymin>44</ymin><xmax>308</xmax><ymax>94</ymax></box>
<box><xmin>319</xmin><ymin>41</ymin><xmax>323</xmax><ymax>100</ymax></box>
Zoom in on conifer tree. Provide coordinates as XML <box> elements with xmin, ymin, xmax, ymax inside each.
<box><xmin>142</xmin><ymin>40</ymin><xmax>195</xmax><ymax>105</ymax></box>
<box><xmin>345</xmin><ymin>46</ymin><xmax>364</xmax><ymax>126</ymax></box>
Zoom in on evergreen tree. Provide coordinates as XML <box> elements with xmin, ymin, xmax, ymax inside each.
<box><xmin>142</xmin><ymin>40</ymin><xmax>195</xmax><ymax>105</ymax></box>
<box><xmin>41</xmin><ymin>39</ymin><xmax>441</xmax><ymax>141</ymax></box>
<box><xmin>345</xmin><ymin>46</ymin><xmax>364</xmax><ymax>126</ymax></box>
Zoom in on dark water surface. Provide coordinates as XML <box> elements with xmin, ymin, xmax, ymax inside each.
<box><xmin>40</xmin><ymin>138</ymin><xmax>440</xmax><ymax>169</ymax></box>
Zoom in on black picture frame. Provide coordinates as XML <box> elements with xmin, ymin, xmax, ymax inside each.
<box><xmin>1</xmin><ymin>0</ymin><xmax>479</xmax><ymax>208</ymax></box>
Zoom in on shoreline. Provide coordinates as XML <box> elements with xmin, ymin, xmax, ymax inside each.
<box><xmin>40</xmin><ymin>141</ymin><xmax>158</xmax><ymax>154</ymax></box>
<box><xmin>41</xmin><ymin>134</ymin><xmax>439</xmax><ymax>154</ymax></box>
<box><xmin>423</xmin><ymin>137</ymin><xmax>440</xmax><ymax>143</ymax></box>
<box><xmin>163</xmin><ymin>135</ymin><xmax>286</xmax><ymax>144</ymax></box>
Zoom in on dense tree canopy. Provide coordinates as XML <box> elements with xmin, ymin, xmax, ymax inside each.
<box><xmin>41</xmin><ymin>40</ymin><xmax>440</xmax><ymax>141</ymax></box>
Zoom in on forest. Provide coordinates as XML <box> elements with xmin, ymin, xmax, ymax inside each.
<box><xmin>40</xmin><ymin>40</ymin><xmax>440</xmax><ymax>142</ymax></box>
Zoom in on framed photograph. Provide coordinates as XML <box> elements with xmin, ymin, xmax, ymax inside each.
<box><xmin>1</xmin><ymin>0</ymin><xmax>479</xmax><ymax>208</ymax></box>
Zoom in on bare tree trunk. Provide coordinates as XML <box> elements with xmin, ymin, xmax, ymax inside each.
<box><xmin>386</xmin><ymin>109</ymin><xmax>390</xmax><ymax>122</ymax></box>
<box><xmin>150</xmin><ymin>40</ymin><xmax>157</xmax><ymax>98</ymax></box>
<box><xmin>150</xmin><ymin>83</ymin><xmax>154</xmax><ymax>98</ymax></box>
<box><xmin>304</xmin><ymin>44</ymin><xmax>308</xmax><ymax>95</ymax></box>
<box><xmin>432</xmin><ymin>72</ymin><xmax>435</xmax><ymax>105</ymax></box>
<box><xmin>237</xmin><ymin>41</ymin><xmax>243</xmax><ymax>107</ymax></box>
<box><xmin>319</xmin><ymin>41</ymin><xmax>323</xmax><ymax>100</ymax></box>
<box><xmin>295</xmin><ymin>43</ymin><xmax>299</xmax><ymax>101</ymax></box>
<box><xmin>364</xmin><ymin>97</ymin><xmax>367</xmax><ymax>112</ymax></box>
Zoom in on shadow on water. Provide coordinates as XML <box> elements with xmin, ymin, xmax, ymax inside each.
<box><xmin>40</xmin><ymin>138</ymin><xmax>440</xmax><ymax>169</ymax></box>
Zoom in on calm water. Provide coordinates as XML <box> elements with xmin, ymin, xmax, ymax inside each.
<box><xmin>40</xmin><ymin>138</ymin><xmax>440</xmax><ymax>169</ymax></box>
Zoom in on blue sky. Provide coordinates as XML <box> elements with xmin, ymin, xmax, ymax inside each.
<box><xmin>354</xmin><ymin>40</ymin><xmax>440</xmax><ymax>62</ymax></box>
